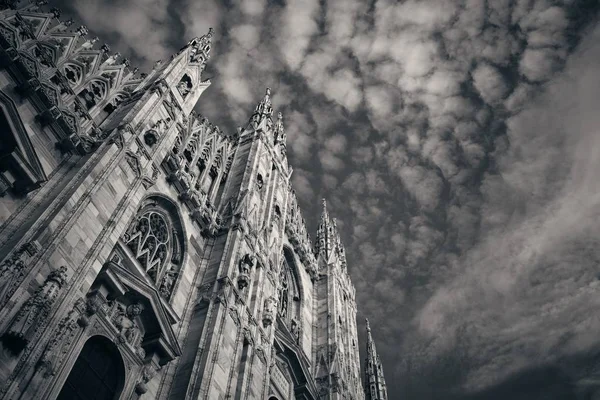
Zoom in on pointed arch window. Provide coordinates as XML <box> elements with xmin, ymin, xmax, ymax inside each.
<box><xmin>278</xmin><ymin>248</ymin><xmax>301</xmax><ymax>325</ymax></box>
<box><xmin>122</xmin><ymin>199</ymin><xmax>185</xmax><ymax>301</ymax></box>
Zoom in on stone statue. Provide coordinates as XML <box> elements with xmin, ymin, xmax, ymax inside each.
<box><xmin>80</xmin><ymin>36</ymin><xmax>98</xmax><ymax>50</ymax></box>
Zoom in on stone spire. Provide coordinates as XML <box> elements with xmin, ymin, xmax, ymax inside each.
<box><xmin>250</xmin><ymin>87</ymin><xmax>273</xmax><ymax>131</ymax></box>
<box><xmin>274</xmin><ymin>111</ymin><xmax>287</xmax><ymax>149</ymax></box>
<box><xmin>315</xmin><ymin>198</ymin><xmax>331</xmax><ymax>258</ymax></box>
<box><xmin>187</xmin><ymin>27</ymin><xmax>214</xmax><ymax>67</ymax></box>
<box><xmin>315</xmin><ymin>199</ymin><xmax>347</xmax><ymax>267</ymax></box>
<box><xmin>365</xmin><ymin>319</ymin><xmax>388</xmax><ymax>400</ymax></box>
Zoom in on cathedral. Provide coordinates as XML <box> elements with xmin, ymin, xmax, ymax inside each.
<box><xmin>0</xmin><ymin>2</ymin><xmax>388</xmax><ymax>399</ymax></box>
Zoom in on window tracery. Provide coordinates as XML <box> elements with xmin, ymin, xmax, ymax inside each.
<box><xmin>77</xmin><ymin>79</ymin><xmax>108</xmax><ymax>111</ymax></box>
<box><xmin>122</xmin><ymin>201</ymin><xmax>185</xmax><ymax>301</ymax></box>
<box><xmin>124</xmin><ymin>211</ymin><xmax>170</xmax><ymax>281</ymax></box>
<box><xmin>63</xmin><ymin>63</ymin><xmax>82</xmax><ymax>86</ymax></box>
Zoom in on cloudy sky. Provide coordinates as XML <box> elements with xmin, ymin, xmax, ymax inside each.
<box><xmin>57</xmin><ymin>0</ymin><xmax>600</xmax><ymax>398</ymax></box>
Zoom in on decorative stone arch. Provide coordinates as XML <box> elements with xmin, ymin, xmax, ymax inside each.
<box><xmin>95</xmin><ymin>90</ymin><xmax>130</xmax><ymax>126</ymax></box>
<box><xmin>77</xmin><ymin>78</ymin><xmax>109</xmax><ymax>111</ymax></box>
<box><xmin>278</xmin><ymin>246</ymin><xmax>304</xmax><ymax>328</ymax></box>
<box><xmin>56</xmin><ymin>335</ymin><xmax>126</xmax><ymax>400</ymax></box>
<box><xmin>0</xmin><ymin>89</ymin><xmax>47</xmax><ymax>196</ymax></box>
<box><xmin>119</xmin><ymin>194</ymin><xmax>188</xmax><ymax>302</ymax></box>
<box><xmin>61</xmin><ymin>61</ymin><xmax>84</xmax><ymax>87</ymax></box>
<box><xmin>32</xmin><ymin>40</ymin><xmax>59</xmax><ymax>68</ymax></box>
<box><xmin>271</xmin><ymin>335</ymin><xmax>319</xmax><ymax>399</ymax></box>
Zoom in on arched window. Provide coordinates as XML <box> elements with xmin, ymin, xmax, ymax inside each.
<box><xmin>122</xmin><ymin>198</ymin><xmax>185</xmax><ymax>300</ymax></box>
<box><xmin>57</xmin><ymin>336</ymin><xmax>125</xmax><ymax>400</ymax></box>
<box><xmin>278</xmin><ymin>248</ymin><xmax>301</xmax><ymax>325</ymax></box>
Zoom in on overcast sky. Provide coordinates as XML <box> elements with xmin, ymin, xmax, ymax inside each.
<box><xmin>57</xmin><ymin>0</ymin><xmax>600</xmax><ymax>398</ymax></box>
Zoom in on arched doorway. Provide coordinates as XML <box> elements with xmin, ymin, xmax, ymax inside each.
<box><xmin>57</xmin><ymin>335</ymin><xmax>125</xmax><ymax>400</ymax></box>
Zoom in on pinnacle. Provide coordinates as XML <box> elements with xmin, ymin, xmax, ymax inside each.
<box><xmin>249</xmin><ymin>87</ymin><xmax>274</xmax><ymax>130</ymax></box>
<box><xmin>366</xmin><ymin>318</ymin><xmax>371</xmax><ymax>333</ymax></box>
<box><xmin>320</xmin><ymin>198</ymin><xmax>329</xmax><ymax>221</ymax></box>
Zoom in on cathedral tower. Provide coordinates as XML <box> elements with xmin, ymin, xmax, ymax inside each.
<box><xmin>314</xmin><ymin>200</ymin><xmax>363</xmax><ymax>399</ymax></box>
<box><xmin>364</xmin><ymin>320</ymin><xmax>388</xmax><ymax>400</ymax></box>
<box><xmin>0</xmin><ymin>2</ymin><xmax>384</xmax><ymax>399</ymax></box>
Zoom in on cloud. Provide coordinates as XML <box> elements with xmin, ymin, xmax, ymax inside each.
<box><xmin>416</xmin><ymin>21</ymin><xmax>600</xmax><ymax>392</ymax></box>
<box><xmin>397</xmin><ymin>165</ymin><xmax>444</xmax><ymax>211</ymax></box>
<box><xmin>286</xmin><ymin>111</ymin><xmax>315</xmax><ymax>163</ymax></box>
<box><xmin>71</xmin><ymin>0</ymin><xmax>173</xmax><ymax>61</ymax></box>
<box><xmin>278</xmin><ymin>0</ymin><xmax>320</xmax><ymax>70</ymax></box>
<box><xmin>472</xmin><ymin>63</ymin><xmax>510</xmax><ymax>105</ymax></box>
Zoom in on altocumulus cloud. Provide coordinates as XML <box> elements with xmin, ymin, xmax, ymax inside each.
<box><xmin>59</xmin><ymin>0</ymin><xmax>600</xmax><ymax>398</ymax></box>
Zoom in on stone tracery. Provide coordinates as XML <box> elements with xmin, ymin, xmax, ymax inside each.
<box><xmin>121</xmin><ymin>198</ymin><xmax>185</xmax><ymax>301</ymax></box>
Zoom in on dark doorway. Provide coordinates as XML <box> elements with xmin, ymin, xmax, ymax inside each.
<box><xmin>57</xmin><ymin>336</ymin><xmax>125</xmax><ymax>400</ymax></box>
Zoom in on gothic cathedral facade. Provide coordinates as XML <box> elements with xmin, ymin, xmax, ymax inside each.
<box><xmin>0</xmin><ymin>3</ymin><xmax>388</xmax><ymax>400</ymax></box>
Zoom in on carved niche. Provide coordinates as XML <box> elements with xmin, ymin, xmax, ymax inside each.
<box><xmin>1</xmin><ymin>266</ymin><xmax>68</xmax><ymax>354</ymax></box>
<box><xmin>176</xmin><ymin>74</ymin><xmax>192</xmax><ymax>98</ymax></box>
<box><xmin>237</xmin><ymin>253</ymin><xmax>255</xmax><ymax>290</ymax></box>
<box><xmin>262</xmin><ymin>296</ymin><xmax>277</xmax><ymax>328</ymax></box>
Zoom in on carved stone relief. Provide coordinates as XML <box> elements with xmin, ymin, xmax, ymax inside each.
<box><xmin>2</xmin><ymin>266</ymin><xmax>68</xmax><ymax>355</ymax></box>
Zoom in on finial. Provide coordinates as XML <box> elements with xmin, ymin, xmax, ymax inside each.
<box><xmin>103</xmin><ymin>52</ymin><xmax>120</xmax><ymax>66</ymax></box>
<box><xmin>322</xmin><ymin>198</ymin><xmax>327</xmax><ymax>210</ymax></box>
<box><xmin>80</xmin><ymin>36</ymin><xmax>98</xmax><ymax>51</ymax></box>
<box><xmin>100</xmin><ymin>43</ymin><xmax>110</xmax><ymax>53</ymax></box>
<box><xmin>76</xmin><ymin>25</ymin><xmax>88</xmax><ymax>37</ymax></box>
<box><xmin>250</xmin><ymin>87</ymin><xmax>274</xmax><ymax>129</ymax></box>
<box><xmin>50</xmin><ymin>7</ymin><xmax>60</xmax><ymax>19</ymax></box>
<box><xmin>366</xmin><ymin>318</ymin><xmax>371</xmax><ymax>332</ymax></box>
<box><xmin>275</xmin><ymin>111</ymin><xmax>286</xmax><ymax>144</ymax></box>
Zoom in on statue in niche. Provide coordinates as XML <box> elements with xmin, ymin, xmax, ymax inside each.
<box><xmin>237</xmin><ymin>253</ymin><xmax>255</xmax><ymax>290</ymax></box>
<box><xmin>278</xmin><ymin>268</ymin><xmax>288</xmax><ymax>316</ymax></box>
<box><xmin>256</xmin><ymin>174</ymin><xmax>264</xmax><ymax>190</ymax></box>
<box><xmin>291</xmin><ymin>318</ymin><xmax>300</xmax><ymax>343</ymax></box>
<box><xmin>177</xmin><ymin>75</ymin><xmax>193</xmax><ymax>98</ymax></box>
<box><xmin>159</xmin><ymin>265</ymin><xmax>177</xmax><ymax>299</ymax></box>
